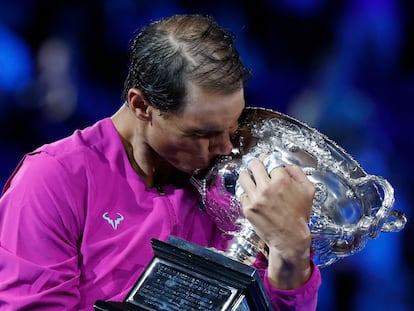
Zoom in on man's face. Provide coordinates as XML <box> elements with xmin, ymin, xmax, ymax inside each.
<box><xmin>146</xmin><ymin>83</ymin><xmax>245</xmax><ymax>175</ymax></box>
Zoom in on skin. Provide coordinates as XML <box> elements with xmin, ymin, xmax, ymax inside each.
<box><xmin>112</xmin><ymin>82</ymin><xmax>315</xmax><ymax>290</ymax></box>
<box><xmin>112</xmin><ymin>82</ymin><xmax>243</xmax><ymax>187</ymax></box>
<box><xmin>238</xmin><ymin>162</ymin><xmax>315</xmax><ymax>289</ymax></box>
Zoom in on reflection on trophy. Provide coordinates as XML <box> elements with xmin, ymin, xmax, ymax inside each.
<box><xmin>191</xmin><ymin>107</ymin><xmax>407</xmax><ymax>268</ymax></box>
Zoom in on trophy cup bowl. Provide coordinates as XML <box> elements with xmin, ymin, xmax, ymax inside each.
<box><xmin>191</xmin><ymin>107</ymin><xmax>407</xmax><ymax>268</ymax></box>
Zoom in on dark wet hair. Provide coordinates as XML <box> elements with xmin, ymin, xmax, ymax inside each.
<box><xmin>122</xmin><ymin>14</ymin><xmax>251</xmax><ymax>114</ymax></box>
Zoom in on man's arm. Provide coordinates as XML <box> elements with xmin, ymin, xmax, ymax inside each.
<box><xmin>0</xmin><ymin>153</ymin><xmax>82</xmax><ymax>310</ymax></box>
<box><xmin>253</xmin><ymin>252</ymin><xmax>321</xmax><ymax>311</ymax></box>
<box><xmin>238</xmin><ymin>160</ymin><xmax>321</xmax><ymax>310</ymax></box>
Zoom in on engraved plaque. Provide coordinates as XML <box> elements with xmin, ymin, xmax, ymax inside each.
<box><xmin>127</xmin><ymin>260</ymin><xmax>235</xmax><ymax>310</ymax></box>
<box><xmin>94</xmin><ymin>236</ymin><xmax>273</xmax><ymax>311</ymax></box>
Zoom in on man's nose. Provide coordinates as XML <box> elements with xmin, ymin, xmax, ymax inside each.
<box><xmin>209</xmin><ymin>132</ymin><xmax>233</xmax><ymax>155</ymax></box>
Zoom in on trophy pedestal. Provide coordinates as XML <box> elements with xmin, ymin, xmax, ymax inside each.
<box><xmin>94</xmin><ymin>236</ymin><xmax>273</xmax><ymax>311</ymax></box>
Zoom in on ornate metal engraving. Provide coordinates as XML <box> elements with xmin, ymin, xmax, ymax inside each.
<box><xmin>191</xmin><ymin>107</ymin><xmax>407</xmax><ymax>267</ymax></box>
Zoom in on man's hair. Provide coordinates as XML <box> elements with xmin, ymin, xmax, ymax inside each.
<box><xmin>122</xmin><ymin>14</ymin><xmax>251</xmax><ymax>114</ymax></box>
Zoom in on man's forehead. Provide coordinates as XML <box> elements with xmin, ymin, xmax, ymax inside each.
<box><xmin>179</xmin><ymin>116</ymin><xmax>228</xmax><ymax>134</ymax></box>
<box><xmin>175</xmin><ymin>83</ymin><xmax>245</xmax><ymax>131</ymax></box>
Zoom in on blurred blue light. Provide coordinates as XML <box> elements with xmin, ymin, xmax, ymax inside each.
<box><xmin>0</xmin><ymin>25</ymin><xmax>33</xmax><ymax>93</ymax></box>
<box><xmin>271</xmin><ymin>0</ymin><xmax>326</xmax><ymax>16</ymax></box>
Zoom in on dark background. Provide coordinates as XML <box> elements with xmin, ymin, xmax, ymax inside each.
<box><xmin>0</xmin><ymin>1</ymin><xmax>412</xmax><ymax>310</ymax></box>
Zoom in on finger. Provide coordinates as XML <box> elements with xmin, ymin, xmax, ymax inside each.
<box><xmin>237</xmin><ymin>168</ymin><xmax>257</xmax><ymax>198</ymax></box>
<box><xmin>284</xmin><ymin>165</ymin><xmax>315</xmax><ymax>218</ymax></box>
<box><xmin>284</xmin><ymin>164</ymin><xmax>309</xmax><ymax>184</ymax></box>
<box><xmin>238</xmin><ymin>191</ymin><xmax>249</xmax><ymax>205</ymax></box>
<box><xmin>285</xmin><ymin>164</ymin><xmax>315</xmax><ymax>198</ymax></box>
<box><xmin>263</xmin><ymin>154</ymin><xmax>285</xmax><ymax>175</ymax></box>
<box><xmin>246</xmin><ymin>158</ymin><xmax>271</xmax><ymax>187</ymax></box>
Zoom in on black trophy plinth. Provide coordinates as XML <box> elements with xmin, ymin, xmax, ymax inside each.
<box><xmin>94</xmin><ymin>236</ymin><xmax>273</xmax><ymax>311</ymax></box>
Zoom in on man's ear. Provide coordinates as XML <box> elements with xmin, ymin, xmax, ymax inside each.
<box><xmin>127</xmin><ymin>88</ymin><xmax>151</xmax><ymax>121</ymax></box>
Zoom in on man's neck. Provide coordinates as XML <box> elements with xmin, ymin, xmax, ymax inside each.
<box><xmin>111</xmin><ymin>105</ymin><xmax>187</xmax><ymax>189</ymax></box>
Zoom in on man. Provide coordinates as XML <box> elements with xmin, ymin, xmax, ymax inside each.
<box><xmin>0</xmin><ymin>14</ymin><xmax>321</xmax><ymax>310</ymax></box>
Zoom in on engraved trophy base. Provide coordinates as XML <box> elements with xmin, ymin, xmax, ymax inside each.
<box><xmin>94</xmin><ymin>236</ymin><xmax>273</xmax><ymax>311</ymax></box>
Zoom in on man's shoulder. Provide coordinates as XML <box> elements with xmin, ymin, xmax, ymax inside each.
<box><xmin>37</xmin><ymin>118</ymin><xmax>113</xmax><ymax>157</ymax></box>
<box><xmin>13</xmin><ymin>118</ymin><xmax>117</xmax><ymax>186</ymax></box>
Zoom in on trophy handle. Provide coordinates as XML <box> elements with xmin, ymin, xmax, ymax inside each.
<box><xmin>310</xmin><ymin>174</ymin><xmax>407</xmax><ymax>267</ymax></box>
<box><xmin>380</xmin><ymin>210</ymin><xmax>407</xmax><ymax>232</ymax></box>
<box><xmin>353</xmin><ymin>175</ymin><xmax>406</xmax><ymax>239</ymax></box>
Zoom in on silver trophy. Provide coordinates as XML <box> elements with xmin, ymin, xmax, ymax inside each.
<box><xmin>191</xmin><ymin>107</ymin><xmax>407</xmax><ymax>268</ymax></box>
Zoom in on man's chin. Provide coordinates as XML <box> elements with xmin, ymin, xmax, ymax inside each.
<box><xmin>174</xmin><ymin>158</ymin><xmax>215</xmax><ymax>176</ymax></box>
<box><xmin>173</xmin><ymin>165</ymin><xmax>203</xmax><ymax>176</ymax></box>
<box><xmin>191</xmin><ymin>162</ymin><xmax>215</xmax><ymax>176</ymax></box>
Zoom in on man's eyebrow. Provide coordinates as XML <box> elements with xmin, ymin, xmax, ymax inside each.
<box><xmin>185</xmin><ymin>128</ymin><xmax>224</xmax><ymax>136</ymax></box>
